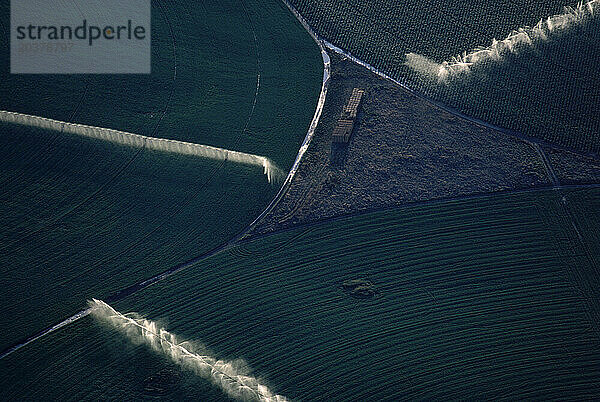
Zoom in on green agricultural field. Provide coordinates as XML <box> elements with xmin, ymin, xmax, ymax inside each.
<box><xmin>0</xmin><ymin>0</ymin><xmax>322</xmax><ymax>352</ymax></box>
<box><xmin>436</xmin><ymin>18</ymin><xmax>600</xmax><ymax>153</ymax></box>
<box><xmin>0</xmin><ymin>0</ymin><xmax>323</xmax><ymax>167</ymax></box>
<box><xmin>2</xmin><ymin>189</ymin><xmax>598</xmax><ymax>400</ymax></box>
<box><xmin>2</xmin><ymin>1</ymin><xmax>599</xmax><ymax>400</ymax></box>
<box><xmin>0</xmin><ymin>122</ymin><xmax>276</xmax><ymax>352</ymax></box>
<box><xmin>290</xmin><ymin>0</ymin><xmax>600</xmax><ymax>153</ymax></box>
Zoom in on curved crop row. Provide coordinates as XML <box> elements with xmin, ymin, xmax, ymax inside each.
<box><xmin>3</xmin><ymin>189</ymin><xmax>599</xmax><ymax>400</ymax></box>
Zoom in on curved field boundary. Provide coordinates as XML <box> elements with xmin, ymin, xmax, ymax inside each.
<box><xmin>241</xmin><ymin>48</ymin><xmax>329</xmax><ymax>233</ymax></box>
<box><xmin>0</xmin><ymin>110</ymin><xmax>283</xmax><ymax>183</ymax></box>
<box><xmin>240</xmin><ymin>182</ymin><xmax>600</xmax><ymax>248</ymax></box>
<box><xmin>239</xmin><ymin>0</ymin><xmax>331</xmax><ymax>234</ymax></box>
<box><xmin>0</xmin><ymin>0</ymin><xmax>330</xmax><ymax>360</ymax></box>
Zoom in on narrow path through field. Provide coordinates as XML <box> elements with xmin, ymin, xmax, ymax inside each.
<box><xmin>533</xmin><ymin>143</ymin><xmax>560</xmax><ymax>187</ymax></box>
<box><xmin>2</xmin><ymin>180</ymin><xmax>597</xmax><ymax>361</ymax></box>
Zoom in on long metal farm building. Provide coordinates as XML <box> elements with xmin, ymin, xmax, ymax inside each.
<box><xmin>332</xmin><ymin>88</ymin><xmax>365</xmax><ymax>143</ymax></box>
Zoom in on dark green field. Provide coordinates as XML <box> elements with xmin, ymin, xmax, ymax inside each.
<box><xmin>292</xmin><ymin>0</ymin><xmax>566</xmax><ymax>62</ymax></box>
<box><xmin>0</xmin><ymin>122</ymin><xmax>276</xmax><ymax>351</ymax></box>
<box><xmin>435</xmin><ymin>18</ymin><xmax>600</xmax><ymax>153</ymax></box>
<box><xmin>0</xmin><ymin>0</ymin><xmax>323</xmax><ymax>167</ymax></box>
<box><xmin>0</xmin><ymin>0</ymin><xmax>322</xmax><ymax>352</ymax></box>
<box><xmin>2</xmin><ymin>189</ymin><xmax>599</xmax><ymax>400</ymax></box>
<box><xmin>290</xmin><ymin>0</ymin><xmax>600</xmax><ymax>153</ymax></box>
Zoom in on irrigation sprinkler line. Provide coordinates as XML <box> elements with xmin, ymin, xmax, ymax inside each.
<box><xmin>91</xmin><ymin>299</ymin><xmax>285</xmax><ymax>402</ymax></box>
<box><xmin>435</xmin><ymin>0</ymin><xmax>600</xmax><ymax>79</ymax></box>
<box><xmin>0</xmin><ymin>4</ymin><xmax>281</xmax><ymax>183</ymax></box>
<box><xmin>0</xmin><ymin>2</ymin><xmax>272</xmax><ymax>184</ymax></box>
<box><xmin>0</xmin><ymin>110</ymin><xmax>282</xmax><ymax>183</ymax></box>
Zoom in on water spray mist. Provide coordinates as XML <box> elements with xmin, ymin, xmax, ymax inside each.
<box><xmin>89</xmin><ymin>299</ymin><xmax>289</xmax><ymax>402</ymax></box>
<box><xmin>406</xmin><ymin>0</ymin><xmax>600</xmax><ymax>81</ymax></box>
<box><xmin>0</xmin><ymin>110</ymin><xmax>284</xmax><ymax>183</ymax></box>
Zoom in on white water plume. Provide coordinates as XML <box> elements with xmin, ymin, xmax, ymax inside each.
<box><xmin>406</xmin><ymin>0</ymin><xmax>600</xmax><ymax>81</ymax></box>
<box><xmin>0</xmin><ymin>110</ymin><xmax>284</xmax><ymax>183</ymax></box>
<box><xmin>89</xmin><ymin>299</ymin><xmax>289</xmax><ymax>402</ymax></box>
